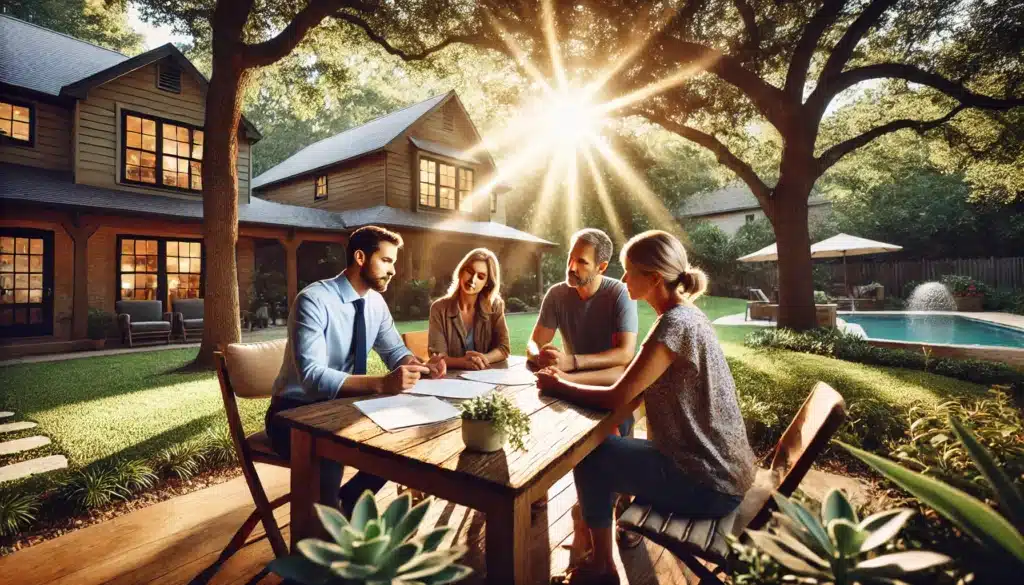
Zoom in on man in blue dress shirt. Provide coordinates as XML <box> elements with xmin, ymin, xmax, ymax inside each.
<box><xmin>265</xmin><ymin>225</ymin><xmax>446</xmax><ymax>515</ymax></box>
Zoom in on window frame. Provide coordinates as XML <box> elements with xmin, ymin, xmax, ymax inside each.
<box><xmin>0</xmin><ymin>98</ymin><xmax>35</xmax><ymax>147</ymax></box>
<box><xmin>120</xmin><ymin>109</ymin><xmax>204</xmax><ymax>194</ymax></box>
<box><xmin>314</xmin><ymin>175</ymin><xmax>328</xmax><ymax>201</ymax></box>
<box><xmin>745</xmin><ymin>213</ymin><xmax>756</xmax><ymax>223</ymax></box>
<box><xmin>418</xmin><ymin>155</ymin><xmax>475</xmax><ymax>213</ymax></box>
<box><xmin>115</xmin><ymin>235</ymin><xmax>205</xmax><ymax>309</ymax></box>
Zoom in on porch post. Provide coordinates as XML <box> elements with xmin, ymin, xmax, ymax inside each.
<box><xmin>61</xmin><ymin>217</ymin><xmax>99</xmax><ymax>340</ymax></box>
<box><xmin>281</xmin><ymin>234</ymin><xmax>302</xmax><ymax>308</ymax></box>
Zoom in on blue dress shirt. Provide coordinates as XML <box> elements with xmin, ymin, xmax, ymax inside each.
<box><xmin>272</xmin><ymin>273</ymin><xmax>412</xmax><ymax>402</ymax></box>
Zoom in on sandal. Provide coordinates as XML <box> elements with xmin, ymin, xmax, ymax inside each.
<box><xmin>550</xmin><ymin>563</ymin><xmax>620</xmax><ymax>585</ymax></box>
<box><xmin>612</xmin><ymin>495</ymin><xmax>643</xmax><ymax>549</ymax></box>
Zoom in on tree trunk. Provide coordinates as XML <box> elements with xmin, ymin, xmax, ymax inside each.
<box><xmin>194</xmin><ymin>54</ymin><xmax>248</xmax><ymax>368</ymax></box>
<box><xmin>770</xmin><ymin>181</ymin><xmax>818</xmax><ymax>330</ymax></box>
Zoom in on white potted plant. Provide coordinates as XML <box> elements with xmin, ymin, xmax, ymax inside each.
<box><xmin>459</xmin><ymin>393</ymin><xmax>531</xmax><ymax>453</ymax></box>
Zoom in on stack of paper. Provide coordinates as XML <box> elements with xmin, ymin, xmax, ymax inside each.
<box><xmin>503</xmin><ymin>355</ymin><xmax>529</xmax><ymax>367</ymax></box>
<box><xmin>354</xmin><ymin>395</ymin><xmax>460</xmax><ymax>432</ymax></box>
<box><xmin>459</xmin><ymin>368</ymin><xmax>536</xmax><ymax>386</ymax></box>
<box><xmin>406</xmin><ymin>378</ymin><xmax>495</xmax><ymax>400</ymax></box>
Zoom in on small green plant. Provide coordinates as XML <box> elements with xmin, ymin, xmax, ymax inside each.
<box><xmin>64</xmin><ymin>464</ymin><xmax>129</xmax><ymax>509</ymax></box>
<box><xmin>154</xmin><ymin>441</ymin><xmax>206</xmax><ymax>480</ymax></box>
<box><xmin>0</xmin><ymin>489</ymin><xmax>40</xmax><ymax>537</ymax></box>
<box><xmin>114</xmin><ymin>458</ymin><xmax>158</xmax><ymax>493</ymax></box>
<box><xmin>746</xmin><ymin>489</ymin><xmax>951</xmax><ymax>584</ymax></box>
<box><xmin>86</xmin><ymin>308</ymin><xmax>114</xmax><ymax>340</ymax></box>
<box><xmin>268</xmin><ymin>491</ymin><xmax>472</xmax><ymax>584</ymax></box>
<box><xmin>458</xmin><ymin>393</ymin><xmax>531</xmax><ymax>451</ymax></box>
<box><xmin>813</xmin><ymin>290</ymin><xmax>833</xmax><ymax>304</ymax></box>
<box><xmin>940</xmin><ymin>274</ymin><xmax>987</xmax><ymax>298</ymax></box>
<box><xmin>202</xmin><ymin>426</ymin><xmax>238</xmax><ymax>467</ymax></box>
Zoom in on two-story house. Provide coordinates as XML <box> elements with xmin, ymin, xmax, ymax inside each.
<box><xmin>252</xmin><ymin>91</ymin><xmax>552</xmax><ymax>297</ymax></box>
<box><xmin>0</xmin><ymin>16</ymin><xmax>550</xmax><ymax>355</ymax></box>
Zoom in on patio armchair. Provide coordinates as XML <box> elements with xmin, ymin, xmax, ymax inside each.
<box><xmin>115</xmin><ymin>300</ymin><xmax>172</xmax><ymax>347</ymax></box>
<box><xmin>745</xmin><ymin>288</ymin><xmax>774</xmax><ymax>321</ymax></box>
<box><xmin>618</xmin><ymin>381</ymin><xmax>847</xmax><ymax>583</ymax></box>
<box><xmin>171</xmin><ymin>298</ymin><xmax>204</xmax><ymax>342</ymax></box>
<box><xmin>401</xmin><ymin>330</ymin><xmax>430</xmax><ymax>362</ymax></box>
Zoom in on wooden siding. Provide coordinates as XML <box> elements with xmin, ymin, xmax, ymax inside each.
<box><xmin>0</xmin><ymin>96</ymin><xmax>72</xmax><ymax>170</ymax></box>
<box><xmin>256</xmin><ymin>152</ymin><xmax>386</xmax><ymax>211</ymax></box>
<box><xmin>74</xmin><ymin>59</ymin><xmax>252</xmax><ymax>200</ymax></box>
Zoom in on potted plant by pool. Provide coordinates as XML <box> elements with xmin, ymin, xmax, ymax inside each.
<box><xmin>942</xmin><ymin>275</ymin><xmax>985</xmax><ymax>312</ymax></box>
<box><xmin>459</xmin><ymin>393</ymin><xmax>531</xmax><ymax>453</ymax></box>
<box><xmin>86</xmin><ymin>308</ymin><xmax>114</xmax><ymax>349</ymax></box>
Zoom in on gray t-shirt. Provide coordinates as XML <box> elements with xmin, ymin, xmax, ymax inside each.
<box><xmin>644</xmin><ymin>304</ymin><xmax>756</xmax><ymax>496</ymax></box>
<box><xmin>538</xmin><ymin>277</ymin><xmax>638</xmax><ymax>355</ymax></box>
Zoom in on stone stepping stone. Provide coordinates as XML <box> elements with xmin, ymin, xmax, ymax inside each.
<box><xmin>0</xmin><ymin>421</ymin><xmax>37</xmax><ymax>434</ymax></box>
<box><xmin>0</xmin><ymin>436</ymin><xmax>51</xmax><ymax>456</ymax></box>
<box><xmin>0</xmin><ymin>455</ymin><xmax>68</xmax><ymax>483</ymax></box>
<box><xmin>0</xmin><ymin>412</ymin><xmax>13</xmax><ymax>419</ymax></box>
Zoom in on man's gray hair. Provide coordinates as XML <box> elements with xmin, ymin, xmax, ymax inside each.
<box><xmin>570</xmin><ymin>228</ymin><xmax>613</xmax><ymax>265</ymax></box>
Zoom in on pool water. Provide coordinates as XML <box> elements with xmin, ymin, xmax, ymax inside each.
<box><xmin>842</xmin><ymin>314</ymin><xmax>1024</xmax><ymax>348</ymax></box>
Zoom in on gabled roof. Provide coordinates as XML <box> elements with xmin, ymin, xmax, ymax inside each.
<box><xmin>677</xmin><ymin>182</ymin><xmax>830</xmax><ymax>217</ymax></box>
<box><xmin>338</xmin><ymin>206</ymin><xmax>555</xmax><ymax>247</ymax></box>
<box><xmin>252</xmin><ymin>92</ymin><xmax>453</xmax><ymax>190</ymax></box>
<box><xmin>0</xmin><ymin>15</ymin><xmax>260</xmax><ymax>140</ymax></box>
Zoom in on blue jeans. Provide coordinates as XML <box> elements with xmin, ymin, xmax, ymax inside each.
<box><xmin>266</xmin><ymin>396</ymin><xmax>387</xmax><ymax>517</ymax></box>
<box><xmin>574</xmin><ymin>435</ymin><xmax>742</xmax><ymax>529</ymax></box>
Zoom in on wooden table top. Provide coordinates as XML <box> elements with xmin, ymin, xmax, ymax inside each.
<box><xmin>275</xmin><ymin>371</ymin><xmax>612</xmax><ymax>497</ymax></box>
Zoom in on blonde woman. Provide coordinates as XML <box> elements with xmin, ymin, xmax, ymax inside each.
<box><xmin>538</xmin><ymin>230</ymin><xmax>755</xmax><ymax>585</ymax></box>
<box><xmin>428</xmin><ymin>248</ymin><xmax>511</xmax><ymax>370</ymax></box>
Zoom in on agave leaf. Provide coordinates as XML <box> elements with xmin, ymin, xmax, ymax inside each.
<box><xmin>769</xmin><ymin>526</ymin><xmax>831</xmax><ymax>569</ymax></box>
<box><xmin>853</xmin><ymin>551</ymin><xmax>952</xmax><ymax>576</ymax></box>
<box><xmin>399</xmin><ymin>548</ymin><xmax>469</xmax><ymax>578</ymax></box>
<box><xmin>839</xmin><ymin>441</ymin><xmax>1024</xmax><ymax>565</ymax></box>
<box><xmin>419</xmin><ymin>564</ymin><xmax>474</xmax><ymax>584</ymax></box>
<box><xmin>297</xmin><ymin>539</ymin><xmax>348</xmax><ymax>567</ymax></box>
<box><xmin>364</xmin><ymin>519</ymin><xmax>383</xmax><ymax>541</ymax></box>
<box><xmin>418</xmin><ymin>526</ymin><xmax>453</xmax><ymax>553</ymax></box>
<box><xmin>949</xmin><ymin>416</ymin><xmax>1024</xmax><ymax>529</ymax></box>
<box><xmin>772</xmin><ymin>493</ymin><xmax>835</xmax><ymax>557</ymax></box>
<box><xmin>267</xmin><ymin>555</ymin><xmax>335</xmax><ymax>584</ymax></box>
<box><xmin>823</xmin><ymin>488</ymin><xmax>858</xmax><ymax>525</ymax></box>
<box><xmin>375</xmin><ymin>541</ymin><xmax>422</xmax><ymax>579</ymax></box>
<box><xmin>828</xmin><ymin>518</ymin><xmax>866</xmax><ymax>558</ymax></box>
<box><xmin>337</xmin><ymin>525</ymin><xmax>362</xmax><ymax>554</ymax></box>
<box><xmin>352</xmin><ymin>534</ymin><xmax>392</xmax><ymax>566</ymax></box>
<box><xmin>745</xmin><ymin>530</ymin><xmax>829</xmax><ymax>577</ymax></box>
<box><xmin>392</xmin><ymin>497</ymin><xmax>432</xmax><ymax>545</ymax></box>
<box><xmin>383</xmin><ymin>493</ymin><xmax>413</xmax><ymax>534</ymax></box>
<box><xmin>351</xmin><ymin>490</ymin><xmax>379</xmax><ymax>531</ymax></box>
<box><xmin>315</xmin><ymin>503</ymin><xmax>351</xmax><ymax>545</ymax></box>
<box><xmin>858</xmin><ymin>509</ymin><xmax>915</xmax><ymax>553</ymax></box>
<box><xmin>331</xmin><ymin>560</ymin><xmax>377</xmax><ymax>579</ymax></box>
<box><xmin>771</xmin><ymin>512</ymin><xmax>831</xmax><ymax>559</ymax></box>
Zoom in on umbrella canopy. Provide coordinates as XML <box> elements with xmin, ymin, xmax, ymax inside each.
<box><xmin>737</xmin><ymin>233</ymin><xmax>902</xmax><ymax>262</ymax></box>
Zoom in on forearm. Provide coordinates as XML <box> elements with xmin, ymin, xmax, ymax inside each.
<box><xmin>573</xmin><ymin>347</ymin><xmax>633</xmax><ymax>371</ymax></box>
<box><xmin>562</xmin><ymin>366</ymin><xmax>624</xmax><ymax>387</ymax></box>
<box><xmin>545</xmin><ymin>379</ymin><xmax>621</xmax><ymax>410</ymax></box>
<box><xmin>442</xmin><ymin>355</ymin><xmax>469</xmax><ymax>369</ymax></box>
<box><xmin>483</xmin><ymin>348</ymin><xmax>507</xmax><ymax>364</ymax></box>
<box><xmin>338</xmin><ymin>374</ymin><xmax>384</xmax><ymax>396</ymax></box>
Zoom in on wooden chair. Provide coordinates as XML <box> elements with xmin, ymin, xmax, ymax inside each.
<box><xmin>745</xmin><ymin>288</ymin><xmax>773</xmax><ymax>322</ymax></box>
<box><xmin>207</xmin><ymin>340</ymin><xmax>290</xmax><ymax>578</ymax></box>
<box><xmin>402</xmin><ymin>330</ymin><xmax>430</xmax><ymax>361</ymax></box>
<box><xmin>618</xmin><ymin>382</ymin><xmax>847</xmax><ymax>583</ymax></box>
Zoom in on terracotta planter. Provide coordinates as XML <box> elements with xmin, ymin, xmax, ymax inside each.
<box><xmin>954</xmin><ymin>296</ymin><xmax>983</xmax><ymax>312</ymax></box>
<box><xmin>461</xmin><ymin>419</ymin><xmax>506</xmax><ymax>452</ymax></box>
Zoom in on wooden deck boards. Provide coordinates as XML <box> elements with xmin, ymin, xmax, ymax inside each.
<box><xmin>1</xmin><ymin>463</ymin><xmax>696</xmax><ymax>584</ymax></box>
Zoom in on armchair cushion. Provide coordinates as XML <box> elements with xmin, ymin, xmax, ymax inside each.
<box><xmin>182</xmin><ymin>318</ymin><xmax>204</xmax><ymax>329</ymax></box>
<box><xmin>131</xmin><ymin>321</ymin><xmax>172</xmax><ymax>333</ymax></box>
<box><xmin>173</xmin><ymin>298</ymin><xmax>205</xmax><ymax>320</ymax></box>
<box><xmin>115</xmin><ymin>300</ymin><xmax>164</xmax><ymax>322</ymax></box>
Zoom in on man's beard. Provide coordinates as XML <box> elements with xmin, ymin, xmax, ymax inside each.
<box><xmin>361</xmin><ymin>264</ymin><xmax>391</xmax><ymax>292</ymax></box>
<box><xmin>567</xmin><ymin>271</ymin><xmax>594</xmax><ymax>288</ymax></box>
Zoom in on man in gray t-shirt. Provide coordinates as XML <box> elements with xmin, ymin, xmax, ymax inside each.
<box><xmin>528</xmin><ymin>228</ymin><xmax>638</xmax><ymax>386</ymax></box>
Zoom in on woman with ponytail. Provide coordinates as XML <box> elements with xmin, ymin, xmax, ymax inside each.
<box><xmin>539</xmin><ymin>230</ymin><xmax>755</xmax><ymax>585</ymax></box>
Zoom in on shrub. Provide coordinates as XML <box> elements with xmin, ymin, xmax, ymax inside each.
<box><xmin>202</xmin><ymin>426</ymin><xmax>238</xmax><ymax>467</ymax></box>
<box><xmin>63</xmin><ymin>465</ymin><xmax>129</xmax><ymax>509</ymax></box>
<box><xmin>940</xmin><ymin>274</ymin><xmax>987</xmax><ymax>298</ymax></box>
<box><xmin>114</xmin><ymin>458</ymin><xmax>158</xmax><ymax>494</ymax></box>
<box><xmin>813</xmin><ymin>290</ymin><xmax>833</xmax><ymax>304</ymax></box>
<box><xmin>0</xmin><ymin>489</ymin><xmax>39</xmax><ymax>537</ymax></box>
<box><xmin>154</xmin><ymin>442</ymin><xmax>206</xmax><ymax>480</ymax></box>
<box><xmin>505</xmin><ymin>297</ymin><xmax>530</xmax><ymax>313</ymax></box>
<box><xmin>86</xmin><ymin>308</ymin><xmax>114</xmax><ymax>340</ymax></box>
<box><xmin>387</xmin><ymin>278</ymin><xmax>433</xmax><ymax>320</ymax></box>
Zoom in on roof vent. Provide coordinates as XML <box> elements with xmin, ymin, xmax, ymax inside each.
<box><xmin>157</xmin><ymin>62</ymin><xmax>182</xmax><ymax>93</ymax></box>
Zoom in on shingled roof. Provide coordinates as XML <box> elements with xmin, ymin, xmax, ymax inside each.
<box><xmin>338</xmin><ymin>206</ymin><xmax>555</xmax><ymax>246</ymax></box>
<box><xmin>252</xmin><ymin>92</ymin><xmax>451</xmax><ymax>190</ymax></box>
<box><xmin>677</xmin><ymin>183</ymin><xmax>830</xmax><ymax>217</ymax></box>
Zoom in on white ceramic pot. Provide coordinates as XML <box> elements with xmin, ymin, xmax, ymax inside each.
<box><xmin>461</xmin><ymin>419</ymin><xmax>507</xmax><ymax>453</ymax></box>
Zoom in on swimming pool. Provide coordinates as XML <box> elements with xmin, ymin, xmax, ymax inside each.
<box><xmin>841</xmin><ymin>314</ymin><xmax>1024</xmax><ymax>348</ymax></box>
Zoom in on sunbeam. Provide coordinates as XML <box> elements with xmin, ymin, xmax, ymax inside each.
<box><xmin>582</xmin><ymin>146</ymin><xmax>625</xmax><ymax>244</ymax></box>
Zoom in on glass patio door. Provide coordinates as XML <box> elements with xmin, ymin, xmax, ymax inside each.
<box><xmin>0</xmin><ymin>229</ymin><xmax>55</xmax><ymax>337</ymax></box>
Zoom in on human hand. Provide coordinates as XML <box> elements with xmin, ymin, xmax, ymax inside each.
<box><xmin>382</xmin><ymin>364</ymin><xmax>430</xmax><ymax>394</ymax></box>
<box><xmin>539</xmin><ymin>346</ymin><xmax>574</xmax><ymax>371</ymax></box>
<box><xmin>426</xmin><ymin>354</ymin><xmax>447</xmax><ymax>379</ymax></box>
<box><xmin>464</xmin><ymin>351</ymin><xmax>488</xmax><ymax>370</ymax></box>
<box><xmin>535</xmin><ymin>366</ymin><xmax>564</xmax><ymax>393</ymax></box>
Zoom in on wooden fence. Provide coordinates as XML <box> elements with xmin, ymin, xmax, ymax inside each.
<box><xmin>733</xmin><ymin>256</ymin><xmax>1024</xmax><ymax>298</ymax></box>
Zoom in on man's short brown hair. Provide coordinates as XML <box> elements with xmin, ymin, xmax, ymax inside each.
<box><xmin>347</xmin><ymin>225</ymin><xmax>403</xmax><ymax>266</ymax></box>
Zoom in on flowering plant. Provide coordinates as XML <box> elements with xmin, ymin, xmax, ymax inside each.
<box><xmin>941</xmin><ymin>275</ymin><xmax>986</xmax><ymax>298</ymax></box>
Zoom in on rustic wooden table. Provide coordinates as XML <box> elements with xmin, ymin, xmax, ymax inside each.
<box><xmin>275</xmin><ymin>368</ymin><xmax>633</xmax><ymax>585</ymax></box>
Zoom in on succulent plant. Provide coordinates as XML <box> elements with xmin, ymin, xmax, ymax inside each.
<box><xmin>268</xmin><ymin>490</ymin><xmax>472</xmax><ymax>585</ymax></box>
<box><xmin>746</xmin><ymin>489</ymin><xmax>951</xmax><ymax>584</ymax></box>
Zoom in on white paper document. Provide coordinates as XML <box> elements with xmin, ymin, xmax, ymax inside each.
<box><xmin>459</xmin><ymin>368</ymin><xmax>537</xmax><ymax>386</ymax></box>
<box><xmin>406</xmin><ymin>378</ymin><xmax>495</xmax><ymax>400</ymax></box>
<box><xmin>502</xmin><ymin>355</ymin><xmax>528</xmax><ymax>367</ymax></box>
<box><xmin>354</xmin><ymin>395</ymin><xmax>460</xmax><ymax>432</ymax></box>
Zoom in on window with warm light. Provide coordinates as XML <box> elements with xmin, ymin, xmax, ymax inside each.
<box><xmin>123</xmin><ymin>111</ymin><xmax>203</xmax><ymax>192</ymax></box>
<box><xmin>0</xmin><ymin>100</ymin><xmax>32</xmax><ymax>145</ymax></box>
<box><xmin>119</xmin><ymin>238</ymin><xmax>159</xmax><ymax>300</ymax></box>
<box><xmin>118</xmin><ymin>236</ymin><xmax>203</xmax><ymax>303</ymax></box>
<box><xmin>419</xmin><ymin>156</ymin><xmax>474</xmax><ymax>212</ymax></box>
<box><xmin>315</xmin><ymin>175</ymin><xmax>328</xmax><ymax>200</ymax></box>
<box><xmin>166</xmin><ymin>240</ymin><xmax>202</xmax><ymax>302</ymax></box>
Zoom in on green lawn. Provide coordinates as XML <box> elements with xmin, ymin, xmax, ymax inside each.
<box><xmin>0</xmin><ymin>296</ymin><xmax>986</xmax><ymax>480</ymax></box>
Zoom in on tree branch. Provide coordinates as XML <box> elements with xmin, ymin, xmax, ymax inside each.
<box><xmin>784</xmin><ymin>0</ymin><xmax>847</xmax><ymax>100</ymax></box>
<box><xmin>637</xmin><ymin>108</ymin><xmax>771</xmax><ymax>205</ymax></box>
<box><xmin>817</xmin><ymin>0</ymin><xmax>898</xmax><ymax>83</ymax></box>
<box><xmin>731</xmin><ymin>0</ymin><xmax>760</xmax><ymax>53</ymax></box>
<box><xmin>333</xmin><ymin>12</ymin><xmax>497</xmax><ymax>61</ymax></box>
<box><xmin>241</xmin><ymin>0</ymin><xmax>358</xmax><ymax>68</ymax></box>
<box><xmin>817</xmin><ymin>104</ymin><xmax>966</xmax><ymax>172</ymax></box>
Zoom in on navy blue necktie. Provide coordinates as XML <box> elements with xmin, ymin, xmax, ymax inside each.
<box><xmin>352</xmin><ymin>298</ymin><xmax>367</xmax><ymax>375</ymax></box>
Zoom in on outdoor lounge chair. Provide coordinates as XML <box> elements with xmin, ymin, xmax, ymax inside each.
<box><xmin>745</xmin><ymin>288</ymin><xmax>774</xmax><ymax>321</ymax></box>
<box><xmin>115</xmin><ymin>300</ymin><xmax>172</xmax><ymax>347</ymax></box>
<box><xmin>171</xmin><ymin>298</ymin><xmax>204</xmax><ymax>342</ymax></box>
<box><xmin>618</xmin><ymin>381</ymin><xmax>847</xmax><ymax>583</ymax></box>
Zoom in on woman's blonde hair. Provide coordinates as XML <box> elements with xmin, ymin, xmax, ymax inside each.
<box><xmin>620</xmin><ymin>230</ymin><xmax>708</xmax><ymax>302</ymax></box>
<box><xmin>445</xmin><ymin>248</ymin><xmax>502</xmax><ymax>311</ymax></box>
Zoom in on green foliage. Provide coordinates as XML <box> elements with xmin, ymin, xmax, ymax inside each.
<box><xmin>5</xmin><ymin>0</ymin><xmax>143</xmax><ymax>53</ymax></box>
<box><xmin>458</xmin><ymin>394</ymin><xmax>530</xmax><ymax>451</ymax></box>
<box><xmin>202</xmin><ymin>426</ymin><xmax>238</xmax><ymax>467</ymax></box>
<box><xmin>153</xmin><ymin>441</ymin><xmax>206</xmax><ymax>481</ymax></box>
<box><xmin>813</xmin><ymin>291</ymin><xmax>833</xmax><ymax>304</ymax></box>
<box><xmin>745</xmin><ymin>489</ymin><xmax>950</xmax><ymax>584</ymax></box>
<box><xmin>505</xmin><ymin>297</ymin><xmax>530</xmax><ymax>313</ymax></box>
<box><xmin>744</xmin><ymin>327</ymin><xmax>1024</xmax><ymax>392</ymax></box>
<box><xmin>940</xmin><ymin>275</ymin><xmax>987</xmax><ymax>298</ymax></box>
<box><xmin>86</xmin><ymin>308</ymin><xmax>114</xmax><ymax>340</ymax></box>
<box><xmin>62</xmin><ymin>458</ymin><xmax>157</xmax><ymax>510</ymax></box>
<box><xmin>0</xmin><ymin>489</ymin><xmax>40</xmax><ymax>537</ymax></box>
<box><xmin>267</xmin><ymin>492</ymin><xmax>472</xmax><ymax>584</ymax></box>
<box><xmin>386</xmin><ymin>279</ymin><xmax>434</xmax><ymax>321</ymax></box>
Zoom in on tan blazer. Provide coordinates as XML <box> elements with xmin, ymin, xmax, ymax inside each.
<box><xmin>428</xmin><ymin>295</ymin><xmax>511</xmax><ymax>360</ymax></box>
